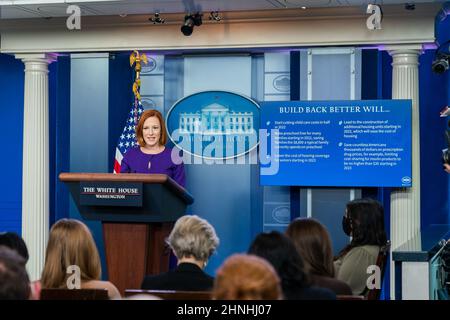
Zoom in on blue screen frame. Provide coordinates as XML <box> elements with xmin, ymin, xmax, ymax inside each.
<box><xmin>260</xmin><ymin>99</ymin><xmax>412</xmax><ymax>187</ymax></box>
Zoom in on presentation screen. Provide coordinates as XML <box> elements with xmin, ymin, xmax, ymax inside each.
<box><xmin>260</xmin><ymin>100</ymin><xmax>412</xmax><ymax>187</ymax></box>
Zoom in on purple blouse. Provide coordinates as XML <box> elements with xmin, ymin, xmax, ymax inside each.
<box><xmin>120</xmin><ymin>147</ymin><xmax>186</xmax><ymax>187</ymax></box>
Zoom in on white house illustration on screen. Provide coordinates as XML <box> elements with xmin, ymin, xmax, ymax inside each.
<box><xmin>179</xmin><ymin>102</ymin><xmax>254</xmax><ymax>134</ymax></box>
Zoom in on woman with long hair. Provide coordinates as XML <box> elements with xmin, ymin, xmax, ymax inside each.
<box><xmin>334</xmin><ymin>198</ymin><xmax>388</xmax><ymax>296</ymax></box>
<box><xmin>248</xmin><ymin>231</ymin><xmax>335</xmax><ymax>300</ymax></box>
<box><xmin>41</xmin><ymin>219</ymin><xmax>120</xmax><ymax>299</ymax></box>
<box><xmin>286</xmin><ymin>218</ymin><xmax>352</xmax><ymax>295</ymax></box>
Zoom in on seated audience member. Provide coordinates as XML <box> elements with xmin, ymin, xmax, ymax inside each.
<box><xmin>0</xmin><ymin>232</ymin><xmax>29</xmax><ymax>262</ymax></box>
<box><xmin>286</xmin><ymin>218</ymin><xmax>352</xmax><ymax>295</ymax></box>
<box><xmin>212</xmin><ymin>254</ymin><xmax>282</xmax><ymax>300</ymax></box>
<box><xmin>0</xmin><ymin>246</ymin><xmax>31</xmax><ymax>300</ymax></box>
<box><xmin>334</xmin><ymin>198</ymin><xmax>388</xmax><ymax>296</ymax></box>
<box><xmin>40</xmin><ymin>219</ymin><xmax>121</xmax><ymax>300</ymax></box>
<box><xmin>0</xmin><ymin>232</ymin><xmax>40</xmax><ymax>299</ymax></box>
<box><xmin>248</xmin><ymin>231</ymin><xmax>336</xmax><ymax>300</ymax></box>
<box><xmin>141</xmin><ymin>214</ymin><xmax>219</xmax><ymax>291</ymax></box>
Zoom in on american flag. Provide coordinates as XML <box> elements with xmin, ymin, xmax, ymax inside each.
<box><xmin>113</xmin><ymin>100</ymin><xmax>144</xmax><ymax>173</ymax></box>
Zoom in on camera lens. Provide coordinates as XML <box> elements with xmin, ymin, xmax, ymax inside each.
<box><xmin>444</xmin><ymin>149</ymin><xmax>450</xmax><ymax>164</ymax></box>
<box><xmin>432</xmin><ymin>58</ymin><xmax>450</xmax><ymax>74</ymax></box>
<box><xmin>443</xmin><ymin>130</ymin><xmax>450</xmax><ymax>164</ymax></box>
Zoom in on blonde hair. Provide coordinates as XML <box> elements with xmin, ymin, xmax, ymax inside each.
<box><xmin>213</xmin><ymin>254</ymin><xmax>282</xmax><ymax>300</ymax></box>
<box><xmin>167</xmin><ymin>215</ymin><xmax>219</xmax><ymax>262</ymax></box>
<box><xmin>41</xmin><ymin>219</ymin><xmax>101</xmax><ymax>288</ymax></box>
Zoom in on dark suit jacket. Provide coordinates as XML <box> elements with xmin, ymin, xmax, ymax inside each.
<box><xmin>141</xmin><ymin>263</ymin><xmax>214</xmax><ymax>291</ymax></box>
<box><xmin>283</xmin><ymin>284</ymin><xmax>336</xmax><ymax>300</ymax></box>
<box><xmin>311</xmin><ymin>274</ymin><xmax>353</xmax><ymax>296</ymax></box>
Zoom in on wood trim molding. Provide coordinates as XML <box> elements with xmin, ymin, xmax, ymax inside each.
<box><xmin>59</xmin><ymin>172</ymin><xmax>169</xmax><ymax>183</ymax></box>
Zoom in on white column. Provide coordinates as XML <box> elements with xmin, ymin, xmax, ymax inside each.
<box><xmin>387</xmin><ymin>45</ymin><xmax>422</xmax><ymax>299</ymax></box>
<box><xmin>15</xmin><ymin>53</ymin><xmax>56</xmax><ymax>281</ymax></box>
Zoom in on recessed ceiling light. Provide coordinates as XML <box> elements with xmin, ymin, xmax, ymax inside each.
<box><xmin>119</xmin><ymin>13</ymin><xmax>127</xmax><ymax>18</ymax></box>
<box><xmin>301</xmin><ymin>6</ymin><xmax>307</xmax><ymax>10</ymax></box>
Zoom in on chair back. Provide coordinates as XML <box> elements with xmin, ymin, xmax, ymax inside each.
<box><xmin>40</xmin><ymin>288</ymin><xmax>109</xmax><ymax>300</ymax></box>
<box><xmin>366</xmin><ymin>240</ymin><xmax>391</xmax><ymax>300</ymax></box>
<box><xmin>125</xmin><ymin>289</ymin><xmax>212</xmax><ymax>300</ymax></box>
<box><xmin>336</xmin><ymin>295</ymin><xmax>365</xmax><ymax>300</ymax></box>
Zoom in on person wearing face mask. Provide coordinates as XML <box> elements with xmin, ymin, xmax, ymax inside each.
<box><xmin>120</xmin><ymin>109</ymin><xmax>186</xmax><ymax>187</ymax></box>
<box><xmin>334</xmin><ymin>198</ymin><xmax>388</xmax><ymax>296</ymax></box>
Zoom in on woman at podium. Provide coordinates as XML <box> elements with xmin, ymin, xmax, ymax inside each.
<box><xmin>120</xmin><ymin>109</ymin><xmax>186</xmax><ymax>187</ymax></box>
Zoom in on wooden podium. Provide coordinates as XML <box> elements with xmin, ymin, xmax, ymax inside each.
<box><xmin>59</xmin><ymin>173</ymin><xmax>194</xmax><ymax>294</ymax></box>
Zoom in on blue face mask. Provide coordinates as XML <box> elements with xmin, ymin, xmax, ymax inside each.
<box><xmin>342</xmin><ymin>216</ymin><xmax>352</xmax><ymax>236</ymax></box>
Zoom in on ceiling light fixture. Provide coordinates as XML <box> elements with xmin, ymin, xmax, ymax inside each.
<box><xmin>432</xmin><ymin>40</ymin><xmax>450</xmax><ymax>74</ymax></box>
<box><xmin>209</xmin><ymin>11</ymin><xmax>221</xmax><ymax>22</ymax></box>
<box><xmin>181</xmin><ymin>12</ymin><xmax>202</xmax><ymax>36</ymax></box>
<box><xmin>432</xmin><ymin>53</ymin><xmax>450</xmax><ymax>74</ymax></box>
<box><xmin>149</xmin><ymin>12</ymin><xmax>165</xmax><ymax>24</ymax></box>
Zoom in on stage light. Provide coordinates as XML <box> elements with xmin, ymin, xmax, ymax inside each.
<box><xmin>432</xmin><ymin>54</ymin><xmax>450</xmax><ymax>74</ymax></box>
<box><xmin>209</xmin><ymin>11</ymin><xmax>221</xmax><ymax>22</ymax></box>
<box><xmin>404</xmin><ymin>3</ymin><xmax>416</xmax><ymax>10</ymax></box>
<box><xmin>432</xmin><ymin>40</ymin><xmax>450</xmax><ymax>74</ymax></box>
<box><xmin>181</xmin><ymin>12</ymin><xmax>202</xmax><ymax>36</ymax></box>
<box><xmin>149</xmin><ymin>12</ymin><xmax>165</xmax><ymax>24</ymax></box>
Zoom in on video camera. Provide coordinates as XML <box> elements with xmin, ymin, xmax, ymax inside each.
<box><xmin>441</xmin><ymin>240</ymin><xmax>450</xmax><ymax>295</ymax></box>
<box><xmin>440</xmin><ymin>107</ymin><xmax>450</xmax><ymax>165</ymax></box>
<box><xmin>443</xmin><ymin>126</ymin><xmax>450</xmax><ymax>165</ymax></box>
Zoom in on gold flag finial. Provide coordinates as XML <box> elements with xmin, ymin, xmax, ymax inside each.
<box><xmin>130</xmin><ymin>50</ymin><xmax>148</xmax><ymax>101</ymax></box>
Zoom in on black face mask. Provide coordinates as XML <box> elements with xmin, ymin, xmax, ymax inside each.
<box><xmin>342</xmin><ymin>216</ymin><xmax>352</xmax><ymax>236</ymax></box>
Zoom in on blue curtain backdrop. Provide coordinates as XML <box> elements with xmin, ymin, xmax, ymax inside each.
<box><xmin>0</xmin><ymin>54</ymin><xmax>24</xmax><ymax>235</ymax></box>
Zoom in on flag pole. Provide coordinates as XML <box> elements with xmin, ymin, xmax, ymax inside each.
<box><xmin>113</xmin><ymin>51</ymin><xmax>148</xmax><ymax>174</ymax></box>
<box><xmin>130</xmin><ymin>50</ymin><xmax>148</xmax><ymax>126</ymax></box>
